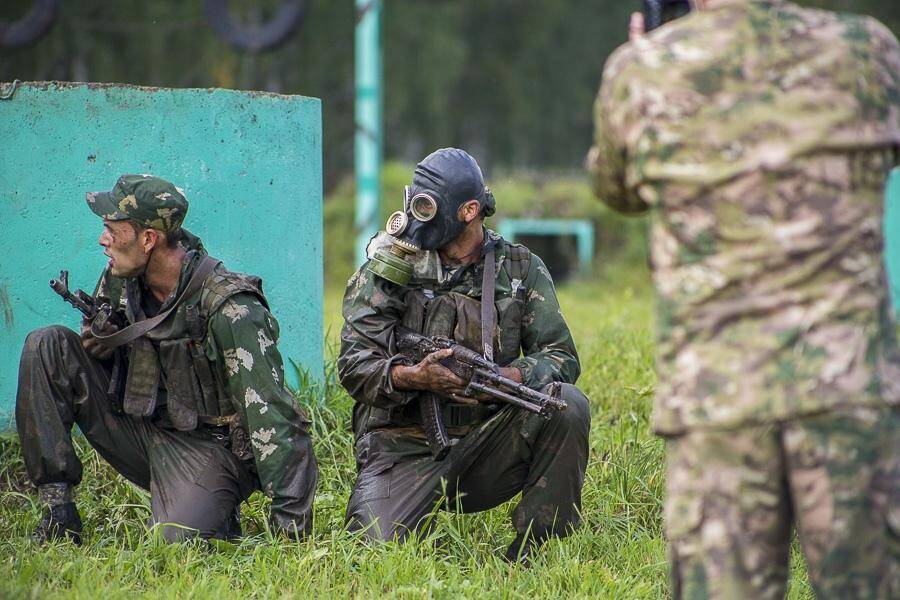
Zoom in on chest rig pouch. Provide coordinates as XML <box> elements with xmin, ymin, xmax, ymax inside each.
<box><xmin>112</xmin><ymin>258</ymin><xmax>267</xmax><ymax>431</ymax></box>
<box><xmin>357</xmin><ymin>241</ymin><xmax>532</xmax><ymax>436</ymax></box>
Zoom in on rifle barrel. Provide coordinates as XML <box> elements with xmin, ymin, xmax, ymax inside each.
<box><xmin>466</xmin><ymin>380</ymin><xmax>545</xmax><ymax>415</ymax></box>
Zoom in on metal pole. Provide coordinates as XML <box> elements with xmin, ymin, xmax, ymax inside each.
<box><xmin>355</xmin><ymin>0</ymin><xmax>383</xmax><ymax>265</ymax></box>
<box><xmin>885</xmin><ymin>168</ymin><xmax>900</xmax><ymax>315</ymax></box>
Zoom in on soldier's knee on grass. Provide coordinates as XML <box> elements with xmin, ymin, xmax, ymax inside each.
<box><xmin>347</xmin><ymin>507</ymin><xmax>413</xmax><ymax>544</ymax></box>
<box><xmin>159</xmin><ymin>523</ymin><xmax>198</xmax><ymax>544</ymax></box>
<box><xmin>23</xmin><ymin>325</ymin><xmax>79</xmax><ymax>354</ymax></box>
<box><xmin>546</xmin><ymin>383</ymin><xmax>591</xmax><ymax>435</ymax></box>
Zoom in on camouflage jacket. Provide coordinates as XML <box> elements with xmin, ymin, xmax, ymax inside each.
<box><xmin>587</xmin><ymin>0</ymin><xmax>900</xmax><ymax>434</ymax></box>
<box><xmin>338</xmin><ymin>229</ymin><xmax>580</xmax><ymax>436</ymax></box>
<box><xmin>94</xmin><ymin>231</ymin><xmax>311</xmax><ymax>524</ymax></box>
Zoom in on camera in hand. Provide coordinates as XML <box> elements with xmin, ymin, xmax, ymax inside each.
<box><xmin>643</xmin><ymin>0</ymin><xmax>692</xmax><ymax>31</ymax></box>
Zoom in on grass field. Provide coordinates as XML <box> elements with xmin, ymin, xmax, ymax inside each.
<box><xmin>0</xmin><ymin>261</ymin><xmax>813</xmax><ymax>599</ymax></box>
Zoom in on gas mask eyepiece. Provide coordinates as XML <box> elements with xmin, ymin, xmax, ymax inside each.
<box><xmin>409</xmin><ymin>193</ymin><xmax>438</xmax><ymax>222</ymax></box>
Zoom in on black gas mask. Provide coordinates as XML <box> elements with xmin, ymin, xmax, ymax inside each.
<box><xmin>368</xmin><ymin>148</ymin><xmax>496</xmax><ymax>286</ymax></box>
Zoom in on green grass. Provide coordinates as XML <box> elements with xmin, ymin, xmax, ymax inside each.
<box><xmin>0</xmin><ymin>261</ymin><xmax>812</xmax><ymax>599</ymax></box>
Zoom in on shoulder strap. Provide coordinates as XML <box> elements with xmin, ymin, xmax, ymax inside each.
<box><xmin>481</xmin><ymin>246</ymin><xmax>496</xmax><ymax>362</ymax></box>
<box><xmin>505</xmin><ymin>244</ymin><xmax>531</xmax><ymax>281</ymax></box>
<box><xmin>92</xmin><ymin>256</ymin><xmax>221</xmax><ymax>349</ymax></box>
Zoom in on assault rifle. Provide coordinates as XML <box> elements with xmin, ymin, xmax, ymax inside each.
<box><xmin>49</xmin><ymin>270</ymin><xmax>122</xmax><ymax>331</ymax></box>
<box><xmin>49</xmin><ymin>270</ymin><xmax>102</xmax><ymax>320</ymax></box>
<box><xmin>395</xmin><ymin>326</ymin><xmax>567</xmax><ymax>461</ymax></box>
<box><xmin>49</xmin><ymin>270</ymin><xmax>126</xmax><ymax>411</ymax></box>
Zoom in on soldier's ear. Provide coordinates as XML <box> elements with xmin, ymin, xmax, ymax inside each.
<box><xmin>458</xmin><ymin>199</ymin><xmax>482</xmax><ymax>223</ymax></box>
<box><xmin>140</xmin><ymin>228</ymin><xmax>161</xmax><ymax>254</ymax></box>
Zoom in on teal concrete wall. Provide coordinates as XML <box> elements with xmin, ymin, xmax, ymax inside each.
<box><xmin>0</xmin><ymin>82</ymin><xmax>323</xmax><ymax>425</ymax></box>
<box><xmin>886</xmin><ymin>169</ymin><xmax>900</xmax><ymax>314</ymax></box>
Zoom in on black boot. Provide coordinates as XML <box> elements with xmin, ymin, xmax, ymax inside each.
<box><xmin>33</xmin><ymin>502</ymin><xmax>83</xmax><ymax>545</ymax></box>
<box><xmin>223</xmin><ymin>506</ymin><xmax>242</xmax><ymax>540</ymax></box>
<box><xmin>503</xmin><ymin>533</ymin><xmax>543</xmax><ymax>567</ymax></box>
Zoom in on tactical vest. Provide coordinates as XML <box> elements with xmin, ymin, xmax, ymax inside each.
<box><xmin>121</xmin><ymin>260</ymin><xmax>268</xmax><ymax>431</ymax></box>
<box><xmin>354</xmin><ymin>242</ymin><xmax>531</xmax><ymax>437</ymax></box>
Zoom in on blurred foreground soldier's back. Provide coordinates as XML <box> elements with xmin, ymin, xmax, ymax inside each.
<box><xmin>588</xmin><ymin>0</ymin><xmax>899</xmax><ymax>598</ymax></box>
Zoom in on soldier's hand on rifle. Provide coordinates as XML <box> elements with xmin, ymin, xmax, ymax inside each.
<box><xmin>80</xmin><ymin>316</ymin><xmax>117</xmax><ymax>361</ymax></box>
<box><xmin>391</xmin><ymin>348</ymin><xmax>470</xmax><ymax>397</ymax></box>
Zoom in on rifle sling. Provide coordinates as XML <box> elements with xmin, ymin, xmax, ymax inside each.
<box><xmin>91</xmin><ymin>256</ymin><xmax>220</xmax><ymax>349</ymax></box>
<box><xmin>481</xmin><ymin>246</ymin><xmax>495</xmax><ymax>362</ymax></box>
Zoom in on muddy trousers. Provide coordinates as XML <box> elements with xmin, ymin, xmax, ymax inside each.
<box><xmin>345</xmin><ymin>384</ymin><xmax>591</xmax><ymax>543</ymax></box>
<box><xmin>665</xmin><ymin>406</ymin><xmax>900</xmax><ymax>600</ymax></box>
<box><xmin>15</xmin><ymin>325</ymin><xmax>258</xmax><ymax>542</ymax></box>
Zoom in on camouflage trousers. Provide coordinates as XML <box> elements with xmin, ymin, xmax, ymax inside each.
<box><xmin>345</xmin><ymin>384</ymin><xmax>590</xmax><ymax>543</ymax></box>
<box><xmin>665</xmin><ymin>406</ymin><xmax>899</xmax><ymax>599</ymax></box>
<box><xmin>15</xmin><ymin>325</ymin><xmax>258</xmax><ymax>542</ymax></box>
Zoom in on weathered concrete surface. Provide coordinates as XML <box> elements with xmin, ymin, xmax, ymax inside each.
<box><xmin>0</xmin><ymin>82</ymin><xmax>323</xmax><ymax>425</ymax></box>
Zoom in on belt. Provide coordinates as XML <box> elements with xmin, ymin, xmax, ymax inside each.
<box><xmin>197</xmin><ymin>414</ymin><xmax>237</xmax><ymax>427</ymax></box>
<box><xmin>196</xmin><ymin>414</ymin><xmax>236</xmax><ymax>444</ymax></box>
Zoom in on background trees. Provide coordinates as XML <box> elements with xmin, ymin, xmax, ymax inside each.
<box><xmin>2</xmin><ymin>0</ymin><xmax>898</xmax><ymax>187</ymax></box>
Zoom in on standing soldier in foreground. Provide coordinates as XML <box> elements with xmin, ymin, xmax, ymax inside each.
<box><xmin>588</xmin><ymin>1</ymin><xmax>899</xmax><ymax>597</ymax></box>
<box><xmin>339</xmin><ymin>148</ymin><xmax>590</xmax><ymax>562</ymax></box>
<box><xmin>16</xmin><ymin>174</ymin><xmax>317</xmax><ymax>543</ymax></box>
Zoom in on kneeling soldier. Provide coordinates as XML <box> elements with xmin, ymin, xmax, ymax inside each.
<box><xmin>16</xmin><ymin>174</ymin><xmax>317</xmax><ymax>544</ymax></box>
<box><xmin>339</xmin><ymin>148</ymin><xmax>590</xmax><ymax>562</ymax></box>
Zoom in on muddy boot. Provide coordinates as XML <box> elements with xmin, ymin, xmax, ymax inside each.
<box><xmin>503</xmin><ymin>533</ymin><xmax>543</xmax><ymax>567</ymax></box>
<box><xmin>32</xmin><ymin>483</ymin><xmax>83</xmax><ymax>545</ymax></box>
<box><xmin>223</xmin><ymin>506</ymin><xmax>242</xmax><ymax>540</ymax></box>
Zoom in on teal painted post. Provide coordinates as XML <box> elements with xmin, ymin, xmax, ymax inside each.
<box><xmin>498</xmin><ymin>218</ymin><xmax>595</xmax><ymax>275</ymax></box>
<box><xmin>885</xmin><ymin>169</ymin><xmax>900</xmax><ymax>314</ymax></box>
<box><xmin>355</xmin><ymin>0</ymin><xmax>383</xmax><ymax>264</ymax></box>
<box><xmin>0</xmin><ymin>82</ymin><xmax>323</xmax><ymax>425</ymax></box>
<box><xmin>574</xmin><ymin>220</ymin><xmax>594</xmax><ymax>275</ymax></box>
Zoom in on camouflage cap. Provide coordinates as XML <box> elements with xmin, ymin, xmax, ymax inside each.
<box><xmin>86</xmin><ymin>174</ymin><xmax>188</xmax><ymax>232</ymax></box>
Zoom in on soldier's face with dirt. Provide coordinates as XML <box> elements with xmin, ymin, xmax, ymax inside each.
<box><xmin>99</xmin><ymin>219</ymin><xmax>153</xmax><ymax>278</ymax></box>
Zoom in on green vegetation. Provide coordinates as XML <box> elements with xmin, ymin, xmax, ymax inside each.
<box><xmin>0</xmin><ymin>254</ymin><xmax>814</xmax><ymax>599</ymax></box>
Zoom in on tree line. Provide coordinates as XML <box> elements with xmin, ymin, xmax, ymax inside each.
<box><xmin>2</xmin><ymin>0</ymin><xmax>897</xmax><ymax>188</ymax></box>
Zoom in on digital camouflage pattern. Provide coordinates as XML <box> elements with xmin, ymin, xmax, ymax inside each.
<box><xmin>588</xmin><ymin>0</ymin><xmax>900</xmax><ymax>596</ymax></box>
<box><xmin>587</xmin><ymin>0</ymin><xmax>900</xmax><ymax>434</ymax></box>
<box><xmin>339</xmin><ymin>228</ymin><xmax>589</xmax><ymax>542</ymax></box>
<box><xmin>666</xmin><ymin>405</ymin><xmax>899</xmax><ymax>598</ymax></box>
<box><xmin>87</xmin><ymin>174</ymin><xmax>188</xmax><ymax>232</ymax></box>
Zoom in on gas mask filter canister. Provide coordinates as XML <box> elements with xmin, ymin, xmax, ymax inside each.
<box><xmin>367</xmin><ymin>186</ymin><xmax>420</xmax><ymax>286</ymax></box>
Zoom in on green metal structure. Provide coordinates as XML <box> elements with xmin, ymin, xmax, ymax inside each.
<box><xmin>498</xmin><ymin>218</ymin><xmax>595</xmax><ymax>277</ymax></box>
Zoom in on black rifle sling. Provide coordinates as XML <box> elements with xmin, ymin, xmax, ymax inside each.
<box><xmin>481</xmin><ymin>246</ymin><xmax>496</xmax><ymax>362</ymax></box>
<box><xmin>91</xmin><ymin>256</ymin><xmax>221</xmax><ymax>349</ymax></box>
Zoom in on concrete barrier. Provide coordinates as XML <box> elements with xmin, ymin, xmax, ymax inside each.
<box><xmin>0</xmin><ymin>81</ymin><xmax>322</xmax><ymax>425</ymax></box>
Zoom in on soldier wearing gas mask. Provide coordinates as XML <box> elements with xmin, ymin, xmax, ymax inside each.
<box><xmin>338</xmin><ymin>148</ymin><xmax>590</xmax><ymax>562</ymax></box>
